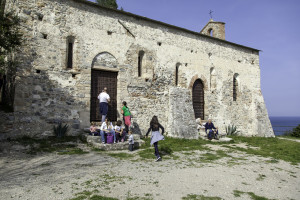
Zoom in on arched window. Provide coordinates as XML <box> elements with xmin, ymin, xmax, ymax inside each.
<box><xmin>175</xmin><ymin>63</ymin><xmax>180</xmax><ymax>86</ymax></box>
<box><xmin>138</xmin><ymin>50</ymin><xmax>144</xmax><ymax>77</ymax></box>
<box><xmin>66</xmin><ymin>36</ymin><xmax>75</xmax><ymax>69</ymax></box>
<box><xmin>233</xmin><ymin>74</ymin><xmax>239</xmax><ymax>101</ymax></box>
<box><xmin>208</xmin><ymin>28</ymin><xmax>213</xmax><ymax>37</ymax></box>
<box><xmin>192</xmin><ymin>79</ymin><xmax>205</xmax><ymax>119</ymax></box>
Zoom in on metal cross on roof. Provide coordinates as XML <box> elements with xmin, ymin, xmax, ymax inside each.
<box><xmin>209</xmin><ymin>10</ymin><xmax>213</xmax><ymax>19</ymax></box>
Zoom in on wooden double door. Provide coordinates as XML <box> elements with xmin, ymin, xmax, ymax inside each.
<box><xmin>192</xmin><ymin>79</ymin><xmax>204</xmax><ymax>119</ymax></box>
<box><xmin>90</xmin><ymin>69</ymin><xmax>118</xmax><ymax>122</ymax></box>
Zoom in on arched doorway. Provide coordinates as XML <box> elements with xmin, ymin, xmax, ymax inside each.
<box><xmin>90</xmin><ymin>52</ymin><xmax>118</xmax><ymax>122</ymax></box>
<box><xmin>192</xmin><ymin>79</ymin><xmax>204</xmax><ymax>119</ymax></box>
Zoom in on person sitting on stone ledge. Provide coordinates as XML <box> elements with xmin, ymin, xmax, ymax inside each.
<box><xmin>100</xmin><ymin>118</ymin><xmax>116</xmax><ymax>144</ymax></box>
<box><xmin>204</xmin><ymin>119</ymin><xmax>219</xmax><ymax>140</ymax></box>
<box><xmin>196</xmin><ymin>118</ymin><xmax>205</xmax><ymax>132</ymax></box>
<box><xmin>89</xmin><ymin>122</ymin><xmax>99</xmax><ymax>136</ymax></box>
<box><xmin>114</xmin><ymin>120</ymin><xmax>126</xmax><ymax>143</ymax></box>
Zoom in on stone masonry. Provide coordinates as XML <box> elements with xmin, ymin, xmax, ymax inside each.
<box><xmin>2</xmin><ymin>0</ymin><xmax>274</xmax><ymax>139</ymax></box>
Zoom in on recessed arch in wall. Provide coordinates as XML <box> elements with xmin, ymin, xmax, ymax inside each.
<box><xmin>175</xmin><ymin>62</ymin><xmax>181</xmax><ymax>86</ymax></box>
<box><xmin>91</xmin><ymin>51</ymin><xmax>118</xmax><ymax>69</ymax></box>
<box><xmin>210</xmin><ymin>67</ymin><xmax>216</xmax><ymax>90</ymax></box>
<box><xmin>138</xmin><ymin>50</ymin><xmax>145</xmax><ymax>77</ymax></box>
<box><xmin>188</xmin><ymin>74</ymin><xmax>208</xmax><ymax>91</ymax></box>
<box><xmin>66</xmin><ymin>36</ymin><xmax>75</xmax><ymax>69</ymax></box>
<box><xmin>90</xmin><ymin>52</ymin><xmax>118</xmax><ymax>122</ymax></box>
<box><xmin>208</xmin><ymin>28</ymin><xmax>213</xmax><ymax>37</ymax></box>
<box><xmin>233</xmin><ymin>73</ymin><xmax>239</xmax><ymax>101</ymax></box>
<box><xmin>192</xmin><ymin>79</ymin><xmax>205</xmax><ymax>120</ymax></box>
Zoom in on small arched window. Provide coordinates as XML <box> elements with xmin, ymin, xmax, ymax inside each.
<box><xmin>208</xmin><ymin>28</ymin><xmax>213</xmax><ymax>37</ymax></box>
<box><xmin>175</xmin><ymin>63</ymin><xmax>180</xmax><ymax>86</ymax></box>
<box><xmin>138</xmin><ymin>50</ymin><xmax>144</xmax><ymax>77</ymax></box>
<box><xmin>233</xmin><ymin>74</ymin><xmax>239</xmax><ymax>101</ymax></box>
<box><xmin>66</xmin><ymin>36</ymin><xmax>75</xmax><ymax>69</ymax></box>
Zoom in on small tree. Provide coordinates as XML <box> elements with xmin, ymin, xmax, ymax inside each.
<box><xmin>0</xmin><ymin>10</ymin><xmax>22</xmax><ymax>108</ymax></box>
<box><xmin>0</xmin><ymin>11</ymin><xmax>22</xmax><ymax>72</ymax></box>
<box><xmin>291</xmin><ymin>124</ymin><xmax>300</xmax><ymax>138</ymax></box>
<box><xmin>96</xmin><ymin>0</ymin><xmax>118</xmax><ymax>9</ymax></box>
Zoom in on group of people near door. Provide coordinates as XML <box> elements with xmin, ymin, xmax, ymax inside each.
<box><xmin>90</xmin><ymin>87</ymin><xmax>165</xmax><ymax>161</ymax></box>
<box><xmin>89</xmin><ymin>87</ymin><xmax>134</xmax><ymax>149</ymax></box>
<box><xmin>90</xmin><ymin>87</ymin><xmax>219</xmax><ymax>161</ymax></box>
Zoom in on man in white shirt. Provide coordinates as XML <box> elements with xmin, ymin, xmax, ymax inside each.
<box><xmin>98</xmin><ymin>87</ymin><xmax>110</xmax><ymax>122</ymax></box>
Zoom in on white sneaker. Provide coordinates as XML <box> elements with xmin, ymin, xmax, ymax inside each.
<box><xmin>155</xmin><ymin>157</ymin><xmax>161</xmax><ymax>162</ymax></box>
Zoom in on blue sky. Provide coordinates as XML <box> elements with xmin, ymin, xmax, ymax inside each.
<box><xmin>89</xmin><ymin>0</ymin><xmax>300</xmax><ymax>117</ymax></box>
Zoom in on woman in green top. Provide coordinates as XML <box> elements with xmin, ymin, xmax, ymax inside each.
<box><xmin>121</xmin><ymin>101</ymin><xmax>131</xmax><ymax>133</ymax></box>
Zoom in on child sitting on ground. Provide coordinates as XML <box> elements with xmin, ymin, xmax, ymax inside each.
<box><xmin>128</xmin><ymin>131</ymin><xmax>134</xmax><ymax>151</ymax></box>
<box><xmin>90</xmin><ymin>122</ymin><xmax>98</xmax><ymax>136</ymax></box>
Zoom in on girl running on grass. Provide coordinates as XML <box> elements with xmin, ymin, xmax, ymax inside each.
<box><xmin>145</xmin><ymin>116</ymin><xmax>164</xmax><ymax>162</ymax></box>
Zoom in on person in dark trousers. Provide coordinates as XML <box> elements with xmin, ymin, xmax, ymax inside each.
<box><xmin>98</xmin><ymin>87</ymin><xmax>110</xmax><ymax>122</ymax></box>
<box><xmin>145</xmin><ymin>116</ymin><xmax>164</xmax><ymax>162</ymax></box>
<box><xmin>204</xmin><ymin>119</ymin><xmax>219</xmax><ymax>140</ymax></box>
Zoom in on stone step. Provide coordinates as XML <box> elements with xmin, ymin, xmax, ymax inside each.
<box><xmin>83</xmin><ymin>134</ymin><xmax>145</xmax><ymax>151</ymax></box>
<box><xmin>83</xmin><ymin>128</ymin><xmax>142</xmax><ymax>140</ymax></box>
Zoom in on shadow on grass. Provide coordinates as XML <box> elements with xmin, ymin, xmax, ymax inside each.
<box><xmin>12</xmin><ymin>136</ymin><xmax>87</xmax><ymax>155</ymax></box>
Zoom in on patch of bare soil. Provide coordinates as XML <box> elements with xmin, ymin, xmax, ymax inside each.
<box><xmin>0</xmin><ymin>141</ymin><xmax>299</xmax><ymax>200</ymax></box>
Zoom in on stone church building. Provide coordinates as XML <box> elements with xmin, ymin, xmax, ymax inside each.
<box><xmin>2</xmin><ymin>0</ymin><xmax>274</xmax><ymax>138</ymax></box>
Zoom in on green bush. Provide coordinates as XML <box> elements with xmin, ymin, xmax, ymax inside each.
<box><xmin>53</xmin><ymin>123</ymin><xmax>69</xmax><ymax>138</ymax></box>
<box><xmin>225</xmin><ymin>124</ymin><xmax>240</xmax><ymax>135</ymax></box>
<box><xmin>291</xmin><ymin>124</ymin><xmax>300</xmax><ymax>138</ymax></box>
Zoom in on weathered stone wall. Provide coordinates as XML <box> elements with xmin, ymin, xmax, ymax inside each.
<box><xmin>3</xmin><ymin>0</ymin><xmax>274</xmax><ymax>138</ymax></box>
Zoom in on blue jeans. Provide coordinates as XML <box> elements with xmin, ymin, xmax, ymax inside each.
<box><xmin>100</xmin><ymin>130</ymin><xmax>116</xmax><ymax>143</ymax></box>
<box><xmin>153</xmin><ymin>142</ymin><xmax>160</xmax><ymax>158</ymax></box>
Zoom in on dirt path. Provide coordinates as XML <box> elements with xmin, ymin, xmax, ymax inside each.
<box><xmin>0</xmin><ymin>143</ymin><xmax>299</xmax><ymax>200</ymax></box>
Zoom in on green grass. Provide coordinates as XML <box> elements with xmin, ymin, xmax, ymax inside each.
<box><xmin>138</xmin><ymin>137</ymin><xmax>213</xmax><ymax>159</ymax></box>
<box><xmin>182</xmin><ymin>194</ymin><xmax>222</xmax><ymax>200</ymax></box>
<box><xmin>256</xmin><ymin>174</ymin><xmax>266</xmax><ymax>181</ymax></box>
<box><xmin>277</xmin><ymin>135</ymin><xmax>300</xmax><ymax>140</ymax></box>
<box><xmin>233</xmin><ymin>190</ymin><xmax>270</xmax><ymax>200</ymax></box>
<box><xmin>228</xmin><ymin>136</ymin><xmax>300</xmax><ymax>164</ymax></box>
<box><xmin>89</xmin><ymin>195</ymin><xmax>118</xmax><ymax>200</ymax></box>
<box><xmin>126</xmin><ymin>197</ymin><xmax>153</xmax><ymax>200</ymax></box>
<box><xmin>91</xmin><ymin>147</ymin><xmax>105</xmax><ymax>152</ymax></box>
<box><xmin>70</xmin><ymin>190</ymin><xmax>118</xmax><ymax>200</ymax></box>
<box><xmin>70</xmin><ymin>195</ymin><xmax>87</xmax><ymax>200</ymax></box>
<box><xmin>137</xmin><ymin>136</ymin><xmax>300</xmax><ymax>164</ymax></box>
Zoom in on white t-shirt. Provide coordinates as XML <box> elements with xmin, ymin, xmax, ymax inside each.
<box><xmin>128</xmin><ymin>135</ymin><xmax>134</xmax><ymax>144</ymax></box>
<box><xmin>114</xmin><ymin>125</ymin><xmax>121</xmax><ymax>132</ymax></box>
<box><xmin>98</xmin><ymin>92</ymin><xmax>110</xmax><ymax>103</ymax></box>
<box><xmin>100</xmin><ymin>122</ymin><xmax>108</xmax><ymax>131</ymax></box>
